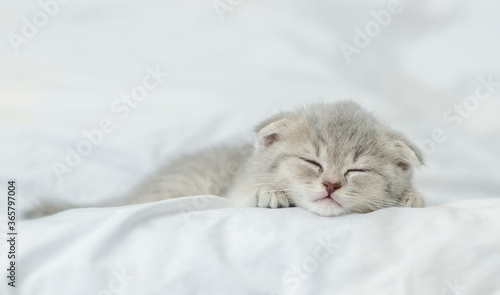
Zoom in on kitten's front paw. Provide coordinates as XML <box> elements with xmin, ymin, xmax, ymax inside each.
<box><xmin>403</xmin><ymin>190</ymin><xmax>425</xmax><ymax>208</ymax></box>
<box><xmin>257</xmin><ymin>187</ymin><xmax>290</xmax><ymax>209</ymax></box>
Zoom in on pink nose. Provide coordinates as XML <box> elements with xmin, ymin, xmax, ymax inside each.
<box><xmin>323</xmin><ymin>181</ymin><xmax>341</xmax><ymax>195</ymax></box>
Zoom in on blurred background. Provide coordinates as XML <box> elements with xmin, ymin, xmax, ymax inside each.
<box><xmin>0</xmin><ymin>0</ymin><xmax>499</xmax><ymax>216</ymax></box>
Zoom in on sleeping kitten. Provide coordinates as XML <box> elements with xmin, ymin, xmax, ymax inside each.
<box><xmin>27</xmin><ymin>101</ymin><xmax>424</xmax><ymax>218</ymax></box>
<box><xmin>225</xmin><ymin>101</ymin><xmax>425</xmax><ymax>216</ymax></box>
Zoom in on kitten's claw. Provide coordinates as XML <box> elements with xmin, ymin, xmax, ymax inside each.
<box><xmin>257</xmin><ymin>188</ymin><xmax>289</xmax><ymax>209</ymax></box>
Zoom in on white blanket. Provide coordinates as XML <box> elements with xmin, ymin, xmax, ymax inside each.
<box><xmin>15</xmin><ymin>197</ymin><xmax>500</xmax><ymax>294</ymax></box>
<box><xmin>1</xmin><ymin>0</ymin><xmax>500</xmax><ymax>294</ymax></box>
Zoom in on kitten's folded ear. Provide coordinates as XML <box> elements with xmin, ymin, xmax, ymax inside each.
<box><xmin>390</xmin><ymin>140</ymin><xmax>424</xmax><ymax>170</ymax></box>
<box><xmin>254</xmin><ymin>114</ymin><xmax>292</xmax><ymax>148</ymax></box>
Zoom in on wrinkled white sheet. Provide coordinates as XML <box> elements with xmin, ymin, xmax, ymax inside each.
<box><xmin>16</xmin><ymin>197</ymin><xmax>500</xmax><ymax>295</ymax></box>
<box><xmin>1</xmin><ymin>0</ymin><xmax>500</xmax><ymax>294</ymax></box>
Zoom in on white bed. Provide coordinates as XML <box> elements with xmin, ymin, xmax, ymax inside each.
<box><xmin>1</xmin><ymin>0</ymin><xmax>500</xmax><ymax>294</ymax></box>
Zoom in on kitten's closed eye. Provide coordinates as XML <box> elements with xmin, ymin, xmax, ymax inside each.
<box><xmin>299</xmin><ymin>157</ymin><xmax>323</xmax><ymax>172</ymax></box>
<box><xmin>344</xmin><ymin>169</ymin><xmax>371</xmax><ymax>177</ymax></box>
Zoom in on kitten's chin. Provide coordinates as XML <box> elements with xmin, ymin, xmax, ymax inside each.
<box><xmin>309</xmin><ymin>205</ymin><xmax>345</xmax><ymax>217</ymax></box>
<box><xmin>314</xmin><ymin>196</ymin><xmax>341</xmax><ymax>207</ymax></box>
<box><xmin>301</xmin><ymin>198</ymin><xmax>346</xmax><ymax>217</ymax></box>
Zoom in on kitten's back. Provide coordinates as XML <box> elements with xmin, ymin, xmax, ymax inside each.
<box><xmin>123</xmin><ymin>145</ymin><xmax>252</xmax><ymax>204</ymax></box>
<box><xmin>24</xmin><ymin>145</ymin><xmax>252</xmax><ymax>218</ymax></box>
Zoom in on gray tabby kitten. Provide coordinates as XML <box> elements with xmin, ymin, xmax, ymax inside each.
<box><xmin>28</xmin><ymin>101</ymin><xmax>424</xmax><ymax>218</ymax></box>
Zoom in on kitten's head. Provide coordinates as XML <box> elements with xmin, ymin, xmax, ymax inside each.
<box><xmin>253</xmin><ymin>101</ymin><xmax>425</xmax><ymax>216</ymax></box>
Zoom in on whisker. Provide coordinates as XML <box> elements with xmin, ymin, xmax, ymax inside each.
<box><xmin>342</xmin><ymin>194</ymin><xmax>404</xmax><ymax>209</ymax></box>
